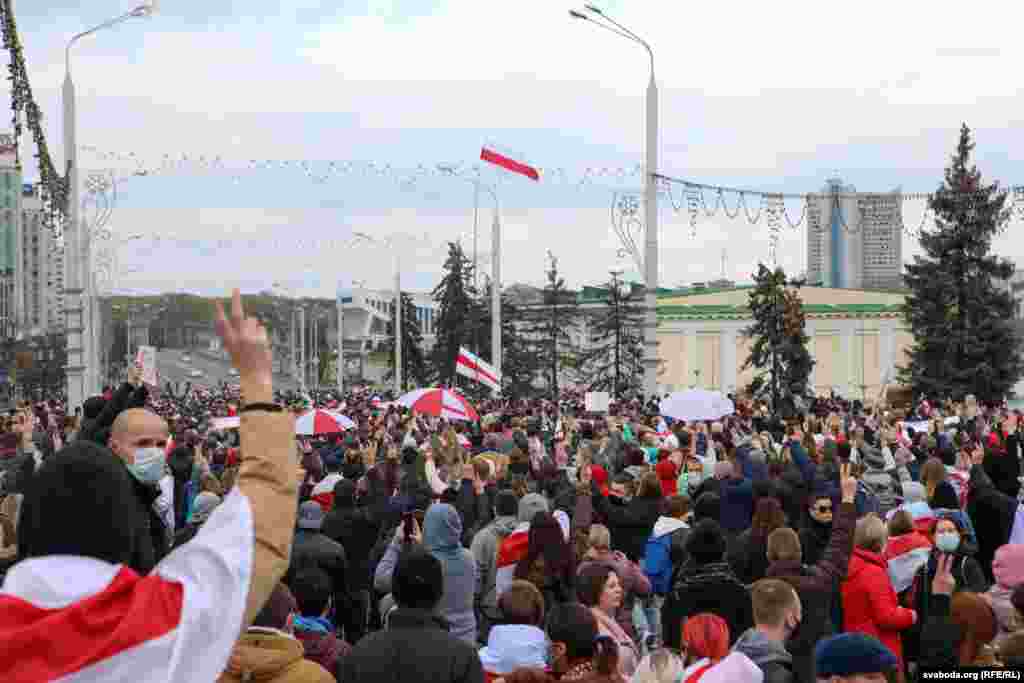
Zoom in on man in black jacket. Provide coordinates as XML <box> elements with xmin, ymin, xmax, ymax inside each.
<box><xmin>106</xmin><ymin>408</ymin><xmax>171</xmax><ymax>574</ymax></box>
<box><xmin>289</xmin><ymin>500</ymin><xmax>349</xmax><ymax>625</ymax></box>
<box><xmin>322</xmin><ymin>480</ymin><xmax>379</xmax><ymax>643</ymax></box>
<box><xmin>338</xmin><ymin>548</ymin><xmax>484</xmax><ymax>683</ymax></box>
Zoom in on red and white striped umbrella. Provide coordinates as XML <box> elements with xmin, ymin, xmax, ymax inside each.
<box><xmin>294</xmin><ymin>409</ymin><xmax>356</xmax><ymax>435</ymax></box>
<box><xmin>396</xmin><ymin>388</ymin><xmax>480</xmax><ymax>422</ymax></box>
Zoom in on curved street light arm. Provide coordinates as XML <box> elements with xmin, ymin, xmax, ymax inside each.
<box><xmin>574</xmin><ymin>8</ymin><xmax>654</xmax><ymax>76</ymax></box>
<box><xmin>66</xmin><ymin>6</ymin><xmax>152</xmax><ymax>77</ymax></box>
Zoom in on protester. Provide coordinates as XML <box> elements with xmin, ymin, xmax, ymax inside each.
<box><xmin>424</xmin><ymin>502</ymin><xmax>479</xmax><ymax>644</ymax></box>
<box><xmin>577</xmin><ymin>563</ymin><xmax>640</xmax><ymax>677</ymax></box>
<box><xmin>733</xmin><ymin>579</ymin><xmax>799</xmax><ymax>683</ymax></box>
<box><xmin>661</xmin><ymin>518</ymin><xmax>753</xmax><ymax>650</ymax></box>
<box><xmin>478</xmin><ymin>580</ymin><xmax>549</xmax><ymax>682</ymax></box>
<box><xmin>814</xmin><ymin>633</ymin><xmax>897</xmax><ymax>683</ymax></box>
<box><xmin>545</xmin><ymin>602</ymin><xmax>623</xmax><ymax>683</ymax></box>
<box><xmin>289</xmin><ymin>566</ymin><xmax>352</xmax><ymax>676</ymax></box>
<box><xmin>338</xmin><ymin>548</ymin><xmax>484</xmax><ymax>683</ymax></box>
<box><xmin>841</xmin><ymin>515</ymin><xmax>917</xmax><ymax>677</ymax></box>
<box><xmin>0</xmin><ymin>289</ymin><xmax>298</xmax><ymax>681</ymax></box>
<box><xmin>321</xmin><ymin>479</ymin><xmax>379</xmax><ymax>644</ymax></box>
<box><xmin>218</xmin><ymin>581</ymin><xmax>335</xmax><ymax>682</ymax></box>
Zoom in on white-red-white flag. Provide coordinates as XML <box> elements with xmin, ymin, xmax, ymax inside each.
<box><xmin>456</xmin><ymin>347</ymin><xmax>501</xmax><ymax>392</ymax></box>
<box><xmin>480</xmin><ymin>147</ymin><xmax>540</xmax><ymax>181</ymax></box>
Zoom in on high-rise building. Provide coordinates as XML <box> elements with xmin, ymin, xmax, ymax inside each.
<box><xmin>0</xmin><ymin>135</ymin><xmax>20</xmax><ymax>338</ymax></box>
<box><xmin>806</xmin><ymin>178</ymin><xmax>903</xmax><ymax>290</ymax></box>
<box><xmin>20</xmin><ymin>184</ymin><xmax>64</xmax><ymax>335</ymax></box>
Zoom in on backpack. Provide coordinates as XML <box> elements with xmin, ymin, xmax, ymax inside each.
<box><xmin>642</xmin><ymin>533</ymin><xmax>674</xmax><ymax>595</ymax></box>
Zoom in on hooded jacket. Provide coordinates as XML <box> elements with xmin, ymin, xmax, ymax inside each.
<box><xmin>470</xmin><ymin>515</ymin><xmax>519</xmax><ymax>616</ymax></box>
<box><xmin>651</xmin><ymin>515</ymin><xmax>690</xmax><ymax>572</ymax></box>
<box><xmin>985</xmin><ymin>543</ymin><xmax>1024</xmax><ymax>648</ymax></box>
<box><xmin>686</xmin><ymin>651</ymin><xmax>764</xmax><ymax>683</ymax></box>
<box><xmin>477</xmin><ymin>624</ymin><xmax>548</xmax><ymax>677</ymax></box>
<box><xmin>591</xmin><ymin>482</ymin><xmax>661</xmax><ymax>562</ymax></box>
<box><xmin>293</xmin><ymin>620</ymin><xmax>352</xmax><ymax>676</ymax></box>
<box><xmin>662</xmin><ymin>561</ymin><xmax>753</xmax><ymax>650</ymax></box>
<box><xmin>732</xmin><ymin>628</ymin><xmax>794</xmax><ymax>683</ymax></box>
<box><xmin>841</xmin><ymin>548</ymin><xmax>916</xmax><ymax>670</ymax></box>
<box><xmin>423</xmin><ymin>503</ymin><xmax>478</xmax><ymax>645</ymax></box>
<box><xmin>218</xmin><ymin>627</ymin><xmax>334</xmax><ymax>683</ymax></box>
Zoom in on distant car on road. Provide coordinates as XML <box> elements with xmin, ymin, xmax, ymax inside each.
<box><xmin>189</xmin><ymin>369</ymin><xmax>203</xmax><ymax>378</ymax></box>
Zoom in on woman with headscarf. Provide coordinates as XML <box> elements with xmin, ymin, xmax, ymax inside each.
<box><xmin>422</xmin><ymin>502</ymin><xmax>478</xmax><ymax>644</ymax></box>
<box><xmin>516</xmin><ymin>511</ymin><xmax>576</xmax><ymax>609</ymax></box>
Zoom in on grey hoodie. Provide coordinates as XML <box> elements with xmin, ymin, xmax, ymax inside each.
<box><xmin>471</xmin><ymin>515</ymin><xmax>519</xmax><ymax>611</ymax></box>
<box><xmin>733</xmin><ymin>628</ymin><xmax>794</xmax><ymax>683</ymax></box>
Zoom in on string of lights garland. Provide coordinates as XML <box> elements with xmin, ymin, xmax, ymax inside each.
<box><xmin>655</xmin><ymin>173</ymin><xmax>1024</xmax><ymax>239</ymax></box>
<box><xmin>0</xmin><ymin>0</ymin><xmax>67</xmax><ymax>233</ymax></box>
<box><xmin>78</xmin><ymin>147</ymin><xmax>1024</xmax><ymax>248</ymax></box>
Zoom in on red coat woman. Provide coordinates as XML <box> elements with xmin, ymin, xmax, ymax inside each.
<box><xmin>841</xmin><ymin>517</ymin><xmax>917</xmax><ymax>674</ymax></box>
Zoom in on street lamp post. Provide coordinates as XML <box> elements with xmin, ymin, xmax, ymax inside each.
<box><xmin>437</xmin><ymin>167</ymin><xmax>501</xmax><ymax>395</ymax></box>
<box><xmin>63</xmin><ymin>2</ymin><xmax>156</xmax><ymax>411</ymax></box>
<box><xmin>571</xmin><ymin>5</ymin><xmax>659</xmax><ymax>399</ymax></box>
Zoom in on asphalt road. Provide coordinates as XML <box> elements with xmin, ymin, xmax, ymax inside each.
<box><xmin>156</xmin><ymin>348</ymin><xmax>301</xmax><ymax>391</ymax></box>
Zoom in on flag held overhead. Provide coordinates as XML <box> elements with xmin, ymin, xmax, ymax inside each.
<box><xmin>480</xmin><ymin>147</ymin><xmax>540</xmax><ymax>181</ymax></box>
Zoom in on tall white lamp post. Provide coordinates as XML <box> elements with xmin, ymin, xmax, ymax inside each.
<box><xmin>571</xmin><ymin>5</ymin><xmax>659</xmax><ymax>398</ymax></box>
<box><xmin>63</xmin><ymin>2</ymin><xmax>156</xmax><ymax>410</ymax></box>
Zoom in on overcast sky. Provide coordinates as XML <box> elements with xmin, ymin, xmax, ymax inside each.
<box><xmin>12</xmin><ymin>0</ymin><xmax>1024</xmax><ymax>298</ymax></box>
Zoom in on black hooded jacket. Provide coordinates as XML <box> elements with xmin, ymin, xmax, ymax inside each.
<box><xmin>967</xmin><ymin>463</ymin><xmax>1016</xmax><ymax>585</ymax></box>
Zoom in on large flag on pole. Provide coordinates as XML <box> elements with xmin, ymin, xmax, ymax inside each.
<box><xmin>480</xmin><ymin>147</ymin><xmax>540</xmax><ymax>181</ymax></box>
<box><xmin>456</xmin><ymin>347</ymin><xmax>501</xmax><ymax>392</ymax></box>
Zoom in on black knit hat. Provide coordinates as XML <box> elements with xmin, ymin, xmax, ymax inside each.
<box><xmin>686</xmin><ymin>519</ymin><xmax>727</xmax><ymax>565</ymax></box>
<box><xmin>18</xmin><ymin>441</ymin><xmax>138</xmax><ymax>565</ymax></box>
<box><xmin>393</xmin><ymin>548</ymin><xmax>444</xmax><ymax>610</ymax></box>
<box><xmin>693</xmin><ymin>492</ymin><xmax>722</xmax><ymax>523</ymax></box>
<box><xmin>815</xmin><ymin>633</ymin><xmax>897</xmax><ymax>677</ymax></box>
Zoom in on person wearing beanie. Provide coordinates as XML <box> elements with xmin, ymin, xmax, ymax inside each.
<box><xmin>0</xmin><ymin>290</ymin><xmax>299</xmax><ymax>681</ymax></box>
<box><xmin>660</xmin><ymin>519</ymin><xmax>753</xmax><ymax>651</ymax></box>
<box><xmin>814</xmin><ymin>633</ymin><xmax>897</xmax><ymax>683</ymax></box>
<box><xmin>339</xmin><ymin>548</ymin><xmax>485</xmax><ymax>683</ymax></box>
<box><xmin>693</xmin><ymin>491</ymin><xmax>722</xmax><ymax>524</ymax></box>
<box><xmin>321</xmin><ymin>478</ymin><xmax>380</xmax><ymax>644</ymax></box>
<box><xmin>218</xmin><ymin>581</ymin><xmax>334</xmax><ymax>682</ymax></box>
<box><xmin>471</xmin><ymin>489</ymin><xmax>523</xmax><ymax>642</ymax></box>
<box><xmin>984</xmin><ymin>543</ymin><xmax>1024</xmax><ymax>648</ymax></box>
<box><xmin>287</xmin><ymin>501</ymin><xmax>348</xmax><ymax>636</ymax></box>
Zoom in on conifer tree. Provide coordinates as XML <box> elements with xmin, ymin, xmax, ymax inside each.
<box><xmin>522</xmin><ymin>252</ymin><xmax>580</xmax><ymax>399</ymax></box>
<box><xmin>385</xmin><ymin>292</ymin><xmax>429</xmax><ymax>389</ymax></box>
<box><xmin>431</xmin><ymin>242</ymin><xmax>477</xmax><ymax>385</ymax></box>
<box><xmin>901</xmin><ymin>124</ymin><xmax>1021</xmax><ymax>401</ymax></box>
<box><xmin>742</xmin><ymin>263</ymin><xmax>814</xmax><ymax>418</ymax></box>
<box><xmin>579</xmin><ymin>272</ymin><xmax>644</xmax><ymax>398</ymax></box>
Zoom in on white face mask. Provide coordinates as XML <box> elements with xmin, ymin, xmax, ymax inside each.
<box><xmin>935</xmin><ymin>532</ymin><xmax>960</xmax><ymax>553</ymax></box>
<box><xmin>128</xmin><ymin>447</ymin><xmax>167</xmax><ymax>485</ymax></box>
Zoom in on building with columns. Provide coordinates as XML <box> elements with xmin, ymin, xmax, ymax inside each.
<box><xmin>655</xmin><ymin>285</ymin><xmax>910</xmax><ymax>398</ymax></box>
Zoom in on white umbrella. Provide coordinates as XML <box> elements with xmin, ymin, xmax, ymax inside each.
<box><xmin>659</xmin><ymin>389</ymin><xmax>735</xmax><ymax>422</ymax></box>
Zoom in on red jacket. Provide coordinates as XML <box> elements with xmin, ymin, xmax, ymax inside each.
<box><xmin>656</xmin><ymin>459</ymin><xmax>678</xmax><ymax>497</ymax></box>
<box><xmin>841</xmin><ymin>547</ymin><xmax>916</xmax><ymax>668</ymax></box>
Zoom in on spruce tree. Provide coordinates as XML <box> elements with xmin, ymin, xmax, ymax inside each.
<box><xmin>901</xmin><ymin>124</ymin><xmax>1021</xmax><ymax>402</ymax></box>
<box><xmin>579</xmin><ymin>272</ymin><xmax>644</xmax><ymax>398</ymax></box>
<box><xmin>742</xmin><ymin>263</ymin><xmax>814</xmax><ymax>418</ymax></box>
<box><xmin>431</xmin><ymin>242</ymin><xmax>477</xmax><ymax>385</ymax></box>
<box><xmin>523</xmin><ymin>252</ymin><xmax>580</xmax><ymax>399</ymax></box>
<box><xmin>385</xmin><ymin>292</ymin><xmax>429</xmax><ymax>389</ymax></box>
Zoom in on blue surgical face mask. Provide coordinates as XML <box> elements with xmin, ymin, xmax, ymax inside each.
<box><xmin>128</xmin><ymin>447</ymin><xmax>167</xmax><ymax>485</ymax></box>
<box><xmin>935</xmin><ymin>532</ymin><xmax>960</xmax><ymax>553</ymax></box>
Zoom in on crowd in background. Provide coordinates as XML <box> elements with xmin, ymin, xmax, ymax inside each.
<box><xmin>1</xmin><ymin>295</ymin><xmax>1024</xmax><ymax>682</ymax></box>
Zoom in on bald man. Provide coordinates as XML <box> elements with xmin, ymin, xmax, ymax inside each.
<box><xmin>108</xmin><ymin>408</ymin><xmax>172</xmax><ymax>573</ymax></box>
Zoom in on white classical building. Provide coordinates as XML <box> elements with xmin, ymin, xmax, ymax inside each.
<box><xmin>655</xmin><ymin>285</ymin><xmax>911</xmax><ymax>399</ymax></box>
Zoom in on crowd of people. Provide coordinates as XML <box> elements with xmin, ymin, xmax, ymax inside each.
<box><xmin>1</xmin><ymin>290</ymin><xmax>1023</xmax><ymax>682</ymax></box>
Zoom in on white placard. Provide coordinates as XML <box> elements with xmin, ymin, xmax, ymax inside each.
<box><xmin>135</xmin><ymin>345</ymin><xmax>158</xmax><ymax>387</ymax></box>
<box><xmin>585</xmin><ymin>392</ymin><xmax>611</xmax><ymax>413</ymax></box>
